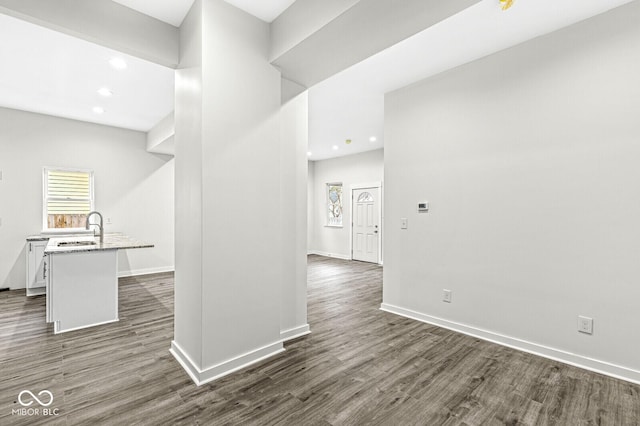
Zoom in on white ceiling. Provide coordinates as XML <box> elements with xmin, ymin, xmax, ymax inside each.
<box><xmin>307</xmin><ymin>0</ymin><xmax>638</xmax><ymax>160</ymax></box>
<box><xmin>0</xmin><ymin>0</ymin><xmax>295</xmax><ymax>133</ymax></box>
<box><xmin>111</xmin><ymin>0</ymin><xmax>295</xmax><ymax>26</ymax></box>
<box><xmin>222</xmin><ymin>0</ymin><xmax>297</xmax><ymax>23</ymax></box>
<box><xmin>0</xmin><ymin>13</ymin><xmax>175</xmax><ymax>132</ymax></box>
<box><xmin>111</xmin><ymin>0</ymin><xmax>195</xmax><ymax>27</ymax></box>
<box><xmin>0</xmin><ymin>0</ymin><xmax>636</xmax><ymax>150</ymax></box>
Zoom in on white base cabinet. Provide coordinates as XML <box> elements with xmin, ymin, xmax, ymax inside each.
<box><xmin>46</xmin><ymin>250</ymin><xmax>119</xmax><ymax>334</ymax></box>
<box><xmin>26</xmin><ymin>240</ymin><xmax>48</xmax><ymax>296</ymax></box>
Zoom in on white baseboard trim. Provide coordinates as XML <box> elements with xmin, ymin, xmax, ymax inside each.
<box><xmin>118</xmin><ymin>266</ymin><xmax>175</xmax><ymax>278</ymax></box>
<box><xmin>307</xmin><ymin>250</ymin><xmax>351</xmax><ymax>260</ymax></box>
<box><xmin>170</xmin><ymin>339</ymin><xmax>285</xmax><ymax>386</ymax></box>
<box><xmin>54</xmin><ymin>318</ymin><xmax>119</xmax><ymax>334</ymax></box>
<box><xmin>169</xmin><ymin>341</ymin><xmax>201</xmax><ymax>385</ymax></box>
<box><xmin>280</xmin><ymin>324</ymin><xmax>311</xmax><ymax>342</ymax></box>
<box><xmin>380</xmin><ymin>303</ymin><xmax>640</xmax><ymax>386</ymax></box>
<box><xmin>10</xmin><ymin>267</ymin><xmax>174</xmax><ymax>290</ymax></box>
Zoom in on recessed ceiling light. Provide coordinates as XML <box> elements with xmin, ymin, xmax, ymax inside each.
<box><xmin>97</xmin><ymin>87</ymin><xmax>113</xmax><ymax>97</ymax></box>
<box><xmin>369</xmin><ymin>136</ymin><xmax>377</xmax><ymax>142</ymax></box>
<box><xmin>92</xmin><ymin>106</ymin><xmax>105</xmax><ymax>114</ymax></box>
<box><xmin>109</xmin><ymin>57</ymin><xmax>127</xmax><ymax>70</ymax></box>
<box><xmin>332</xmin><ymin>145</ymin><xmax>339</xmax><ymax>150</ymax></box>
<box><xmin>307</xmin><ymin>152</ymin><xmax>312</xmax><ymax>156</ymax></box>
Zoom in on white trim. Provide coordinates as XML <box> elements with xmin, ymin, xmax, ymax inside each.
<box><xmin>350</xmin><ymin>182</ymin><xmax>383</xmax><ymax>265</ymax></box>
<box><xmin>350</xmin><ymin>181</ymin><xmax>382</xmax><ymax>190</ymax></box>
<box><xmin>169</xmin><ymin>341</ymin><xmax>202</xmax><ymax>385</ymax></box>
<box><xmin>170</xmin><ymin>340</ymin><xmax>285</xmax><ymax>386</ymax></box>
<box><xmin>280</xmin><ymin>324</ymin><xmax>311</xmax><ymax>342</ymax></box>
<box><xmin>380</xmin><ymin>303</ymin><xmax>640</xmax><ymax>386</ymax></box>
<box><xmin>307</xmin><ymin>250</ymin><xmax>351</xmax><ymax>260</ymax></box>
<box><xmin>53</xmin><ymin>318</ymin><xmax>119</xmax><ymax>334</ymax></box>
<box><xmin>117</xmin><ymin>266</ymin><xmax>174</xmax><ymax>278</ymax></box>
<box><xmin>26</xmin><ymin>287</ymin><xmax>46</xmax><ymax>296</ymax></box>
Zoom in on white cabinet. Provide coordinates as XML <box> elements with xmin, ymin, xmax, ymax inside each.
<box><xmin>46</xmin><ymin>250</ymin><xmax>119</xmax><ymax>334</ymax></box>
<box><xmin>26</xmin><ymin>240</ymin><xmax>48</xmax><ymax>296</ymax></box>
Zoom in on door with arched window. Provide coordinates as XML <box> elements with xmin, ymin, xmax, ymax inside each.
<box><xmin>352</xmin><ymin>187</ymin><xmax>380</xmax><ymax>263</ymax></box>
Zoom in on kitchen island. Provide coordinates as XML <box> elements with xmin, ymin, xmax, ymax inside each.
<box><xmin>44</xmin><ymin>233</ymin><xmax>153</xmax><ymax>334</ymax></box>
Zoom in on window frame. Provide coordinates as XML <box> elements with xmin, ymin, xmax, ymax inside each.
<box><xmin>42</xmin><ymin>166</ymin><xmax>95</xmax><ymax>233</ymax></box>
<box><xmin>326</xmin><ymin>182</ymin><xmax>343</xmax><ymax>228</ymax></box>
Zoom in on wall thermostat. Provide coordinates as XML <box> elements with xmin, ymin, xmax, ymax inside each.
<box><xmin>418</xmin><ymin>201</ymin><xmax>429</xmax><ymax>213</ymax></box>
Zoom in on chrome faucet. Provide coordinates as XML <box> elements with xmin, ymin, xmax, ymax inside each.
<box><xmin>85</xmin><ymin>211</ymin><xmax>104</xmax><ymax>243</ymax></box>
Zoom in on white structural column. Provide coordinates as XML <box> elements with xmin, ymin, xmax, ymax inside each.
<box><xmin>172</xmin><ymin>0</ymin><xmax>286</xmax><ymax>385</ymax></box>
<box><xmin>280</xmin><ymin>92</ymin><xmax>310</xmax><ymax>342</ymax></box>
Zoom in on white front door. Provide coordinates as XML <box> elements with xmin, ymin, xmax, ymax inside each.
<box><xmin>352</xmin><ymin>187</ymin><xmax>380</xmax><ymax>263</ymax></box>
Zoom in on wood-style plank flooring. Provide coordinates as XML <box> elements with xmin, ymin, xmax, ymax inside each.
<box><xmin>1</xmin><ymin>255</ymin><xmax>639</xmax><ymax>425</ymax></box>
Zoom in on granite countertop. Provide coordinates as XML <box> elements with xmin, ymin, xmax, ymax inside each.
<box><xmin>27</xmin><ymin>232</ymin><xmax>94</xmax><ymax>241</ymax></box>
<box><xmin>44</xmin><ymin>233</ymin><xmax>154</xmax><ymax>255</ymax></box>
<box><xmin>26</xmin><ymin>235</ymin><xmax>50</xmax><ymax>241</ymax></box>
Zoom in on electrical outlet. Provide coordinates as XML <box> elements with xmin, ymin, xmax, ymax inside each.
<box><xmin>106</xmin><ymin>217</ymin><xmax>112</xmax><ymax>225</ymax></box>
<box><xmin>443</xmin><ymin>289</ymin><xmax>452</xmax><ymax>303</ymax></box>
<box><xmin>578</xmin><ymin>316</ymin><xmax>593</xmax><ymax>335</ymax></box>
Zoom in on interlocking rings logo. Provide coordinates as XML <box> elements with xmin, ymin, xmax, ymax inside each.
<box><xmin>18</xmin><ymin>390</ymin><xmax>54</xmax><ymax>407</ymax></box>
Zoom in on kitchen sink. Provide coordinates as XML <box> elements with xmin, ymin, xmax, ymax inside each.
<box><xmin>57</xmin><ymin>241</ymin><xmax>97</xmax><ymax>247</ymax></box>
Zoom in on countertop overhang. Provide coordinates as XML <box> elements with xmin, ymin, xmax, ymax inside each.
<box><xmin>44</xmin><ymin>233</ymin><xmax>154</xmax><ymax>254</ymax></box>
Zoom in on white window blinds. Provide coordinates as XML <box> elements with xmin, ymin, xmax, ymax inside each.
<box><xmin>44</xmin><ymin>168</ymin><xmax>94</xmax><ymax>229</ymax></box>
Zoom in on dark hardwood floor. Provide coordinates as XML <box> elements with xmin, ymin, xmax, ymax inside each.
<box><xmin>1</xmin><ymin>255</ymin><xmax>639</xmax><ymax>425</ymax></box>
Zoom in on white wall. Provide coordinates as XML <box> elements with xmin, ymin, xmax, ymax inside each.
<box><xmin>0</xmin><ymin>107</ymin><xmax>175</xmax><ymax>289</ymax></box>
<box><xmin>383</xmin><ymin>2</ymin><xmax>640</xmax><ymax>383</ymax></box>
<box><xmin>309</xmin><ymin>149</ymin><xmax>383</xmax><ymax>259</ymax></box>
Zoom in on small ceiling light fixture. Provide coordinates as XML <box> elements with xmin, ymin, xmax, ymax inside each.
<box><xmin>92</xmin><ymin>106</ymin><xmax>105</xmax><ymax>114</ymax></box>
<box><xmin>345</xmin><ymin>139</ymin><xmax>352</xmax><ymax>145</ymax></box>
<box><xmin>499</xmin><ymin>0</ymin><xmax>514</xmax><ymax>11</ymax></box>
<box><xmin>332</xmin><ymin>145</ymin><xmax>339</xmax><ymax>151</ymax></box>
<box><xmin>97</xmin><ymin>87</ymin><xmax>113</xmax><ymax>97</ymax></box>
<box><xmin>369</xmin><ymin>136</ymin><xmax>377</xmax><ymax>143</ymax></box>
<box><xmin>109</xmin><ymin>57</ymin><xmax>127</xmax><ymax>70</ymax></box>
<box><xmin>307</xmin><ymin>151</ymin><xmax>312</xmax><ymax>157</ymax></box>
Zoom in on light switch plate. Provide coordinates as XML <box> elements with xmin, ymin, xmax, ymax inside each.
<box><xmin>400</xmin><ymin>218</ymin><xmax>408</xmax><ymax>229</ymax></box>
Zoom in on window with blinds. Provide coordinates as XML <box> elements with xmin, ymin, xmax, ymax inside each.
<box><xmin>43</xmin><ymin>168</ymin><xmax>94</xmax><ymax>230</ymax></box>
